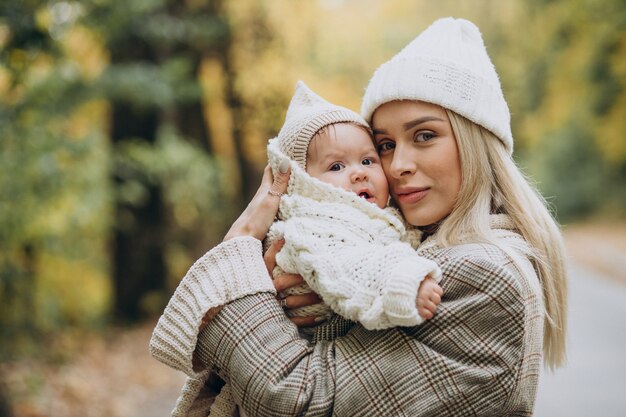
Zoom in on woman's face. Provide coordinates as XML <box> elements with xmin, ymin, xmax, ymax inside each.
<box><xmin>372</xmin><ymin>101</ymin><xmax>462</xmax><ymax>227</ymax></box>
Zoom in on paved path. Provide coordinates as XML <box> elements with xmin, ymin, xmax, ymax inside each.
<box><xmin>534</xmin><ymin>261</ymin><xmax>626</xmax><ymax>416</ymax></box>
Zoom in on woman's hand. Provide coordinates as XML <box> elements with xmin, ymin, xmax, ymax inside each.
<box><xmin>264</xmin><ymin>239</ymin><xmax>323</xmax><ymax>327</ymax></box>
<box><xmin>224</xmin><ymin>160</ymin><xmax>291</xmax><ymax>241</ymax></box>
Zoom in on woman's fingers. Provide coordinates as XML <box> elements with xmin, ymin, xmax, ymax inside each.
<box><xmin>273</xmin><ymin>273</ymin><xmax>304</xmax><ymax>292</ymax></box>
<box><xmin>280</xmin><ymin>294</ymin><xmax>324</xmax><ymax>328</ymax></box>
<box><xmin>279</xmin><ymin>292</ymin><xmax>323</xmax><ymax>309</ymax></box>
<box><xmin>289</xmin><ymin>316</ymin><xmax>319</xmax><ymax>328</ymax></box>
<box><xmin>264</xmin><ymin>239</ymin><xmax>285</xmax><ymax>276</ymax></box>
<box><xmin>269</xmin><ymin>159</ymin><xmax>291</xmax><ymax>194</ymax></box>
<box><xmin>223</xmin><ymin>161</ymin><xmax>291</xmax><ymax>241</ymax></box>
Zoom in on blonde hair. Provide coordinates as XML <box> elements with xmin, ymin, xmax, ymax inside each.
<box><xmin>438</xmin><ymin>110</ymin><xmax>568</xmax><ymax>370</ymax></box>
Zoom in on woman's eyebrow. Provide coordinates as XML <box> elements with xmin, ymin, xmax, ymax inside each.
<box><xmin>403</xmin><ymin>116</ymin><xmax>445</xmax><ymax>131</ymax></box>
<box><xmin>372</xmin><ymin>116</ymin><xmax>445</xmax><ymax>135</ymax></box>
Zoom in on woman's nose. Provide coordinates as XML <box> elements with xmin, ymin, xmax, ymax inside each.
<box><xmin>389</xmin><ymin>146</ymin><xmax>417</xmax><ymax>178</ymax></box>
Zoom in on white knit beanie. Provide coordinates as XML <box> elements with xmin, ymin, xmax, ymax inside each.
<box><xmin>361</xmin><ymin>17</ymin><xmax>513</xmax><ymax>153</ymax></box>
<box><xmin>277</xmin><ymin>81</ymin><xmax>370</xmax><ymax>169</ymax></box>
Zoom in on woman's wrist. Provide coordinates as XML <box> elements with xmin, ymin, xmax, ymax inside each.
<box><xmin>223</xmin><ymin>228</ymin><xmax>253</xmax><ymax>242</ymax></box>
<box><xmin>223</xmin><ymin>162</ymin><xmax>291</xmax><ymax>242</ymax></box>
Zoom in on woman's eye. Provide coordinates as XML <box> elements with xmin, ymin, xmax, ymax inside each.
<box><xmin>415</xmin><ymin>132</ymin><xmax>436</xmax><ymax>142</ymax></box>
<box><xmin>329</xmin><ymin>163</ymin><xmax>343</xmax><ymax>171</ymax></box>
<box><xmin>376</xmin><ymin>141</ymin><xmax>395</xmax><ymax>154</ymax></box>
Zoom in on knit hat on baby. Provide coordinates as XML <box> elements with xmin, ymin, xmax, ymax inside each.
<box><xmin>361</xmin><ymin>17</ymin><xmax>513</xmax><ymax>153</ymax></box>
<box><xmin>277</xmin><ymin>81</ymin><xmax>370</xmax><ymax>170</ymax></box>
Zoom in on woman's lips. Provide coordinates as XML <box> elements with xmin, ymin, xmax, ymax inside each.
<box><xmin>395</xmin><ymin>187</ymin><xmax>429</xmax><ymax>204</ymax></box>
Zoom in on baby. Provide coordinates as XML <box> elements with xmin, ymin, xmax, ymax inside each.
<box><xmin>209</xmin><ymin>81</ymin><xmax>443</xmax><ymax>416</ymax></box>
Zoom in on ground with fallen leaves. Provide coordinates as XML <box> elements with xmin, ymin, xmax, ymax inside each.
<box><xmin>2</xmin><ymin>322</ymin><xmax>185</xmax><ymax>417</ymax></box>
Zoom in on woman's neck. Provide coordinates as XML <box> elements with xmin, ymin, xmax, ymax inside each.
<box><xmin>418</xmin><ymin>222</ymin><xmax>441</xmax><ymax>242</ymax></box>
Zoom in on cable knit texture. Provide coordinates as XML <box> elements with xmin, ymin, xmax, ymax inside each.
<box><xmin>361</xmin><ymin>17</ymin><xmax>513</xmax><ymax>153</ymax></box>
<box><xmin>204</xmin><ymin>118</ymin><xmax>441</xmax><ymax>417</ymax></box>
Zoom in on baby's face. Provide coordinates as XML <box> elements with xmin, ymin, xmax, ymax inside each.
<box><xmin>306</xmin><ymin>123</ymin><xmax>389</xmax><ymax>209</ymax></box>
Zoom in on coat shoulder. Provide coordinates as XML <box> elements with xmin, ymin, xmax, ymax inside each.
<box><xmin>420</xmin><ymin>239</ymin><xmax>540</xmax><ymax>300</ymax></box>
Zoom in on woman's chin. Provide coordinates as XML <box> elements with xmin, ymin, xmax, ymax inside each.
<box><xmin>401</xmin><ymin>209</ymin><xmax>444</xmax><ymax>228</ymax></box>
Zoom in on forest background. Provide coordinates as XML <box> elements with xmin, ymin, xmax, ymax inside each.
<box><xmin>1</xmin><ymin>0</ymin><xmax>625</xmax><ymax>415</ymax></box>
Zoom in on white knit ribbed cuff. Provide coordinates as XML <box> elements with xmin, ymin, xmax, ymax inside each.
<box><xmin>171</xmin><ymin>372</ymin><xmax>214</xmax><ymax>417</ymax></box>
<box><xmin>149</xmin><ymin>236</ymin><xmax>276</xmax><ymax>377</ymax></box>
<box><xmin>382</xmin><ymin>256</ymin><xmax>442</xmax><ymax>327</ymax></box>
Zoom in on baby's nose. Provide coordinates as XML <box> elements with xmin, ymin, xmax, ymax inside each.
<box><xmin>350</xmin><ymin>166</ymin><xmax>367</xmax><ymax>182</ymax></box>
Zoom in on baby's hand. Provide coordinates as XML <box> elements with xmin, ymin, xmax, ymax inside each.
<box><xmin>416</xmin><ymin>277</ymin><xmax>443</xmax><ymax>320</ymax></box>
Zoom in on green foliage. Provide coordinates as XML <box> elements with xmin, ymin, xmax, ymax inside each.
<box><xmin>528</xmin><ymin>119</ymin><xmax>609</xmax><ymax>221</ymax></box>
<box><xmin>97</xmin><ymin>60</ymin><xmax>201</xmax><ymax>108</ymax></box>
<box><xmin>506</xmin><ymin>0</ymin><xmax>626</xmax><ymax>220</ymax></box>
<box><xmin>0</xmin><ymin>1</ymin><xmax>109</xmax><ymax>357</ymax></box>
<box><xmin>0</xmin><ymin>125</ymin><xmax>111</xmax><ymax>358</ymax></box>
<box><xmin>588</xmin><ymin>31</ymin><xmax>623</xmax><ymax>116</ymax></box>
<box><xmin>113</xmin><ymin>125</ymin><xmax>231</xmax><ymax>232</ymax></box>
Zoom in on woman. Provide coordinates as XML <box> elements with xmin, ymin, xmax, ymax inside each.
<box><xmin>150</xmin><ymin>17</ymin><xmax>567</xmax><ymax>416</ymax></box>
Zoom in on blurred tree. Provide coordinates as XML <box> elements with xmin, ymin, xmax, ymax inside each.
<box><xmin>84</xmin><ymin>0</ymin><xmax>231</xmax><ymax>321</ymax></box>
<box><xmin>505</xmin><ymin>0</ymin><xmax>626</xmax><ymax>221</ymax></box>
<box><xmin>0</xmin><ymin>0</ymin><xmax>111</xmax><ymax>353</ymax></box>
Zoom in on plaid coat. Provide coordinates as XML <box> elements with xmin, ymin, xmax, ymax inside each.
<box><xmin>151</xmin><ymin>215</ymin><xmax>544</xmax><ymax>416</ymax></box>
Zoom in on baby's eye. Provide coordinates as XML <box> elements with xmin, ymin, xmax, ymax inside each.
<box><xmin>362</xmin><ymin>158</ymin><xmax>373</xmax><ymax>166</ymax></box>
<box><xmin>415</xmin><ymin>132</ymin><xmax>436</xmax><ymax>142</ymax></box>
<box><xmin>329</xmin><ymin>163</ymin><xmax>343</xmax><ymax>171</ymax></box>
<box><xmin>376</xmin><ymin>141</ymin><xmax>395</xmax><ymax>154</ymax></box>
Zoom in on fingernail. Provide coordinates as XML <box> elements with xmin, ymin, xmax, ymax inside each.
<box><xmin>314</xmin><ymin>316</ymin><xmax>327</xmax><ymax>323</ymax></box>
<box><xmin>279</xmin><ymin>159</ymin><xmax>290</xmax><ymax>174</ymax></box>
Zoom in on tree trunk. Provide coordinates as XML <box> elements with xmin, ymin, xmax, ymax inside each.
<box><xmin>109</xmin><ymin>41</ymin><xmax>166</xmax><ymax>322</ymax></box>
